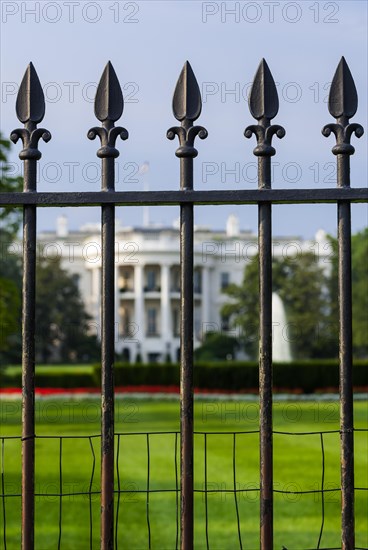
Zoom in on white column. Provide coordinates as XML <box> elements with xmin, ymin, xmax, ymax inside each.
<box><xmin>161</xmin><ymin>264</ymin><xmax>171</xmax><ymax>342</ymax></box>
<box><xmin>134</xmin><ymin>264</ymin><xmax>144</xmax><ymax>357</ymax></box>
<box><xmin>91</xmin><ymin>267</ymin><xmax>101</xmax><ymax>340</ymax></box>
<box><xmin>115</xmin><ymin>265</ymin><xmax>120</xmax><ymax>347</ymax></box>
<box><xmin>91</xmin><ymin>266</ymin><xmax>100</xmax><ymax>301</ymax></box>
<box><xmin>201</xmin><ymin>267</ymin><xmax>210</xmax><ymax>338</ymax></box>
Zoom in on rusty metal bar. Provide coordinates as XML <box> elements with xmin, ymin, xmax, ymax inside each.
<box><xmin>336</xmin><ymin>151</ymin><xmax>355</xmax><ymax>550</ymax></box>
<box><xmin>180</xmin><ymin>160</ymin><xmax>194</xmax><ymax>549</ymax></box>
<box><xmin>10</xmin><ymin>63</ymin><xmax>51</xmax><ymax>550</ymax></box>
<box><xmin>1</xmin><ymin>187</ymin><xmax>367</xmax><ymax>207</ymax></box>
<box><xmin>100</xmin><ymin>196</ymin><xmax>115</xmax><ymax>548</ymax></box>
<box><xmin>338</xmin><ymin>197</ymin><xmax>354</xmax><ymax>549</ymax></box>
<box><xmin>21</xmin><ymin>164</ymin><xmax>37</xmax><ymax>550</ymax></box>
<box><xmin>258</xmin><ymin>162</ymin><xmax>273</xmax><ymax>548</ymax></box>
<box><xmin>322</xmin><ymin>57</ymin><xmax>364</xmax><ymax>550</ymax></box>
<box><xmin>245</xmin><ymin>59</ymin><xmax>285</xmax><ymax>549</ymax></box>
<box><xmin>88</xmin><ymin>62</ymin><xmax>128</xmax><ymax>550</ymax></box>
<box><xmin>167</xmin><ymin>61</ymin><xmax>208</xmax><ymax>550</ymax></box>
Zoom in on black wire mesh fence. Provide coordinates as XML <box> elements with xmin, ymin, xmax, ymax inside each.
<box><xmin>1</xmin><ymin>429</ymin><xmax>367</xmax><ymax>549</ymax></box>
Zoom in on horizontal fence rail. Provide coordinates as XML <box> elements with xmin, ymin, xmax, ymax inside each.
<box><xmin>1</xmin><ymin>55</ymin><xmax>366</xmax><ymax>550</ymax></box>
<box><xmin>0</xmin><ymin>188</ymin><xmax>367</xmax><ymax>206</ymax></box>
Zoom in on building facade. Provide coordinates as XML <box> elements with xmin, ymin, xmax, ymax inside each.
<box><xmin>36</xmin><ymin>215</ymin><xmax>330</xmax><ymax>363</ymax></box>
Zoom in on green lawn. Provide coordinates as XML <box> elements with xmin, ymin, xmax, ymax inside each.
<box><xmin>0</xmin><ymin>398</ymin><xmax>367</xmax><ymax>549</ymax></box>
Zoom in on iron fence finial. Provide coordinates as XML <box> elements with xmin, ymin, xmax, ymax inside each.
<box><xmin>11</xmin><ymin>63</ymin><xmax>51</xmax><ymax>162</ymax></box>
<box><xmin>249</xmin><ymin>58</ymin><xmax>279</xmax><ymax>122</ymax></box>
<box><xmin>88</xmin><ymin>62</ymin><xmax>128</xmax><ymax>162</ymax></box>
<box><xmin>172</xmin><ymin>60</ymin><xmax>202</xmax><ymax>123</ymax></box>
<box><xmin>322</xmin><ymin>57</ymin><xmax>364</xmax><ymax>158</ymax></box>
<box><xmin>167</xmin><ymin>61</ymin><xmax>208</xmax><ymax>161</ymax></box>
<box><xmin>244</xmin><ymin>59</ymin><xmax>285</xmax><ymax>160</ymax></box>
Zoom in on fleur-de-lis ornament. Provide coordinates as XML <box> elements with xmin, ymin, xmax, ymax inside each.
<box><xmin>88</xmin><ymin>61</ymin><xmax>128</xmax><ymax>188</ymax></box>
<box><xmin>322</xmin><ymin>57</ymin><xmax>364</xmax><ymax>161</ymax></box>
<box><xmin>244</xmin><ymin>59</ymin><xmax>285</xmax><ymax>164</ymax></box>
<box><xmin>167</xmin><ymin>61</ymin><xmax>208</xmax><ymax>162</ymax></box>
<box><xmin>10</xmin><ymin>63</ymin><xmax>51</xmax><ymax>171</ymax></box>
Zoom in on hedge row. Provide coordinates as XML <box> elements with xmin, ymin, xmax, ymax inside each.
<box><xmin>0</xmin><ymin>365</ymin><xmax>98</xmax><ymax>389</ymax></box>
<box><xmin>1</xmin><ymin>360</ymin><xmax>367</xmax><ymax>393</ymax></box>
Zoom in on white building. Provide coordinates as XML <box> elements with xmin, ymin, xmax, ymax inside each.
<box><xmin>36</xmin><ymin>215</ymin><xmax>330</xmax><ymax>363</ymax></box>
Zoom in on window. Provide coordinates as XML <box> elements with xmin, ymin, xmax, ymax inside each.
<box><xmin>194</xmin><ymin>269</ymin><xmax>201</xmax><ymax>293</ymax></box>
<box><xmin>171</xmin><ymin>268</ymin><xmax>180</xmax><ymax>292</ymax></box>
<box><xmin>147</xmin><ymin>307</ymin><xmax>157</xmax><ymax>336</ymax></box>
<box><xmin>146</xmin><ymin>270</ymin><xmax>156</xmax><ymax>291</ymax></box>
<box><xmin>221</xmin><ymin>272</ymin><xmax>230</xmax><ymax>290</ymax></box>
<box><xmin>148</xmin><ymin>353</ymin><xmax>161</xmax><ymax>363</ymax></box>
<box><xmin>71</xmin><ymin>273</ymin><xmax>80</xmax><ymax>287</ymax></box>
<box><xmin>121</xmin><ymin>308</ymin><xmax>132</xmax><ymax>337</ymax></box>
<box><xmin>173</xmin><ymin>308</ymin><xmax>180</xmax><ymax>337</ymax></box>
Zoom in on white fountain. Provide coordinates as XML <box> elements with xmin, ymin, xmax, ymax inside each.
<box><xmin>272</xmin><ymin>292</ymin><xmax>292</xmax><ymax>362</ymax></box>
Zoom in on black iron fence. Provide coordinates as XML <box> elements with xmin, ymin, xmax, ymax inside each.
<box><xmin>0</xmin><ymin>57</ymin><xmax>367</xmax><ymax>549</ymax></box>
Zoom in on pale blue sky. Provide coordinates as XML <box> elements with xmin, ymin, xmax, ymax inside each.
<box><xmin>1</xmin><ymin>0</ymin><xmax>367</xmax><ymax>238</ymax></box>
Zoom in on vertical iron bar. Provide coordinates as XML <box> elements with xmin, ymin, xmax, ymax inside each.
<box><xmin>88</xmin><ymin>62</ymin><xmax>127</xmax><ymax>549</ymax></box>
<box><xmin>22</xmin><ymin>158</ymin><xmax>37</xmax><ymax>550</ymax></box>
<box><xmin>101</xmin><ymin>155</ymin><xmax>115</xmax><ymax>550</ymax></box>
<box><xmin>167</xmin><ymin>61</ymin><xmax>207</xmax><ymax>550</ymax></box>
<box><xmin>180</xmin><ymin>155</ymin><xmax>194</xmax><ymax>550</ymax></box>
<box><xmin>322</xmin><ymin>57</ymin><xmax>363</xmax><ymax>548</ymax></box>
<box><xmin>258</xmin><ymin>156</ymin><xmax>273</xmax><ymax>549</ymax></box>
<box><xmin>11</xmin><ymin>63</ymin><xmax>50</xmax><ymax>550</ymax></box>
<box><xmin>337</xmin><ymin>155</ymin><xmax>354</xmax><ymax>549</ymax></box>
<box><xmin>58</xmin><ymin>437</ymin><xmax>62</xmax><ymax>550</ymax></box>
<box><xmin>245</xmin><ymin>60</ymin><xmax>284</xmax><ymax>549</ymax></box>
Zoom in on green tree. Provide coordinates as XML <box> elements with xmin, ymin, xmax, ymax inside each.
<box><xmin>222</xmin><ymin>252</ymin><xmax>337</xmax><ymax>360</ymax></box>
<box><xmin>35</xmin><ymin>257</ymin><xmax>99</xmax><ymax>363</ymax></box>
<box><xmin>0</xmin><ymin>133</ymin><xmax>23</xmax><ymax>358</ymax></box>
<box><xmin>194</xmin><ymin>332</ymin><xmax>238</xmax><ymax>361</ymax></box>
<box><xmin>0</xmin><ymin>132</ymin><xmax>23</xmax><ymax>239</ymax></box>
<box><xmin>328</xmin><ymin>229</ymin><xmax>368</xmax><ymax>358</ymax></box>
<box><xmin>0</xmin><ymin>277</ymin><xmax>21</xmax><ymax>354</ymax></box>
<box><xmin>351</xmin><ymin>228</ymin><xmax>368</xmax><ymax>357</ymax></box>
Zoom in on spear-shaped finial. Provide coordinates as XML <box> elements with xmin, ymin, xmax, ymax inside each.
<box><xmin>16</xmin><ymin>62</ymin><xmax>45</xmax><ymax>125</ymax></box>
<box><xmin>94</xmin><ymin>60</ymin><xmax>124</xmax><ymax>125</ymax></box>
<box><xmin>88</xmin><ymin>61</ymin><xmax>128</xmax><ymax>163</ymax></box>
<box><xmin>245</xmin><ymin>59</ymin><xmax>285</xmax><ymax>160</ymax></box>
<box><xmin>167</xmin><ymin>61</ymin><xmax>207</xmax><ymax>161</ymax></box>
<box><xmin>249</xmin><ymin>58</ymin><xmax>279</xmax><ymax>122</ymax></box>
<box><xmin>328</xmin><ymin>56</ymin><xmax>358</xmax><ymax>123</ymax></box>
<box><xmin>11</xmin><ymin>63</ymin><xmax>51</xmax><ymax>164</ymax></box>
<box><xmin>322</xmin><ymin>57</ymin><xmax>364</xmax><ymax>159</ymax></box>
<box><xmin>172</xmin><ymin>61</ymin><xmax>202</xmax><ymax>123</ymax></box>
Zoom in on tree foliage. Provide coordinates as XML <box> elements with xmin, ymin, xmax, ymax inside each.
<box><xmin>222</xmin><ymin>251</ymin><xmax>338</xmax><ymax>360</ymax></box>
<box><xmin>328</xmin><ymin>229</ymin><xmax>368</xmax><ymax>358</ymax></box>
<box><xmin>222</xmin><ymin>230</ymin><xmax>368</xmax><ymax>360</ymax></box>
<box><xmin>194</xmin><ymin>332</ymin><xmax>238</xmax><ymax>361</ymax></box>
<box><xmin>0</xmin><ymin>133</ymin><xmax>23</xmax><ymax>357</ymax></box>
<box><xmin>0</xmin><ymin>132</ymin><xmax>23</xmax><ymax>239</ymax></box>
<box><xmin>35</xmin><ymin>257</ymin><xmax>99</xmax><ymax>363</ymax></box>
<box><xmin>0</xmin><ymin>277</ymin><xmax>21</xmax><ymax>353</ymax></box>
<box><xmin>351</xmin><ymin>228</ymin><xmax>368</xmax><ymax>357</ymax></box>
